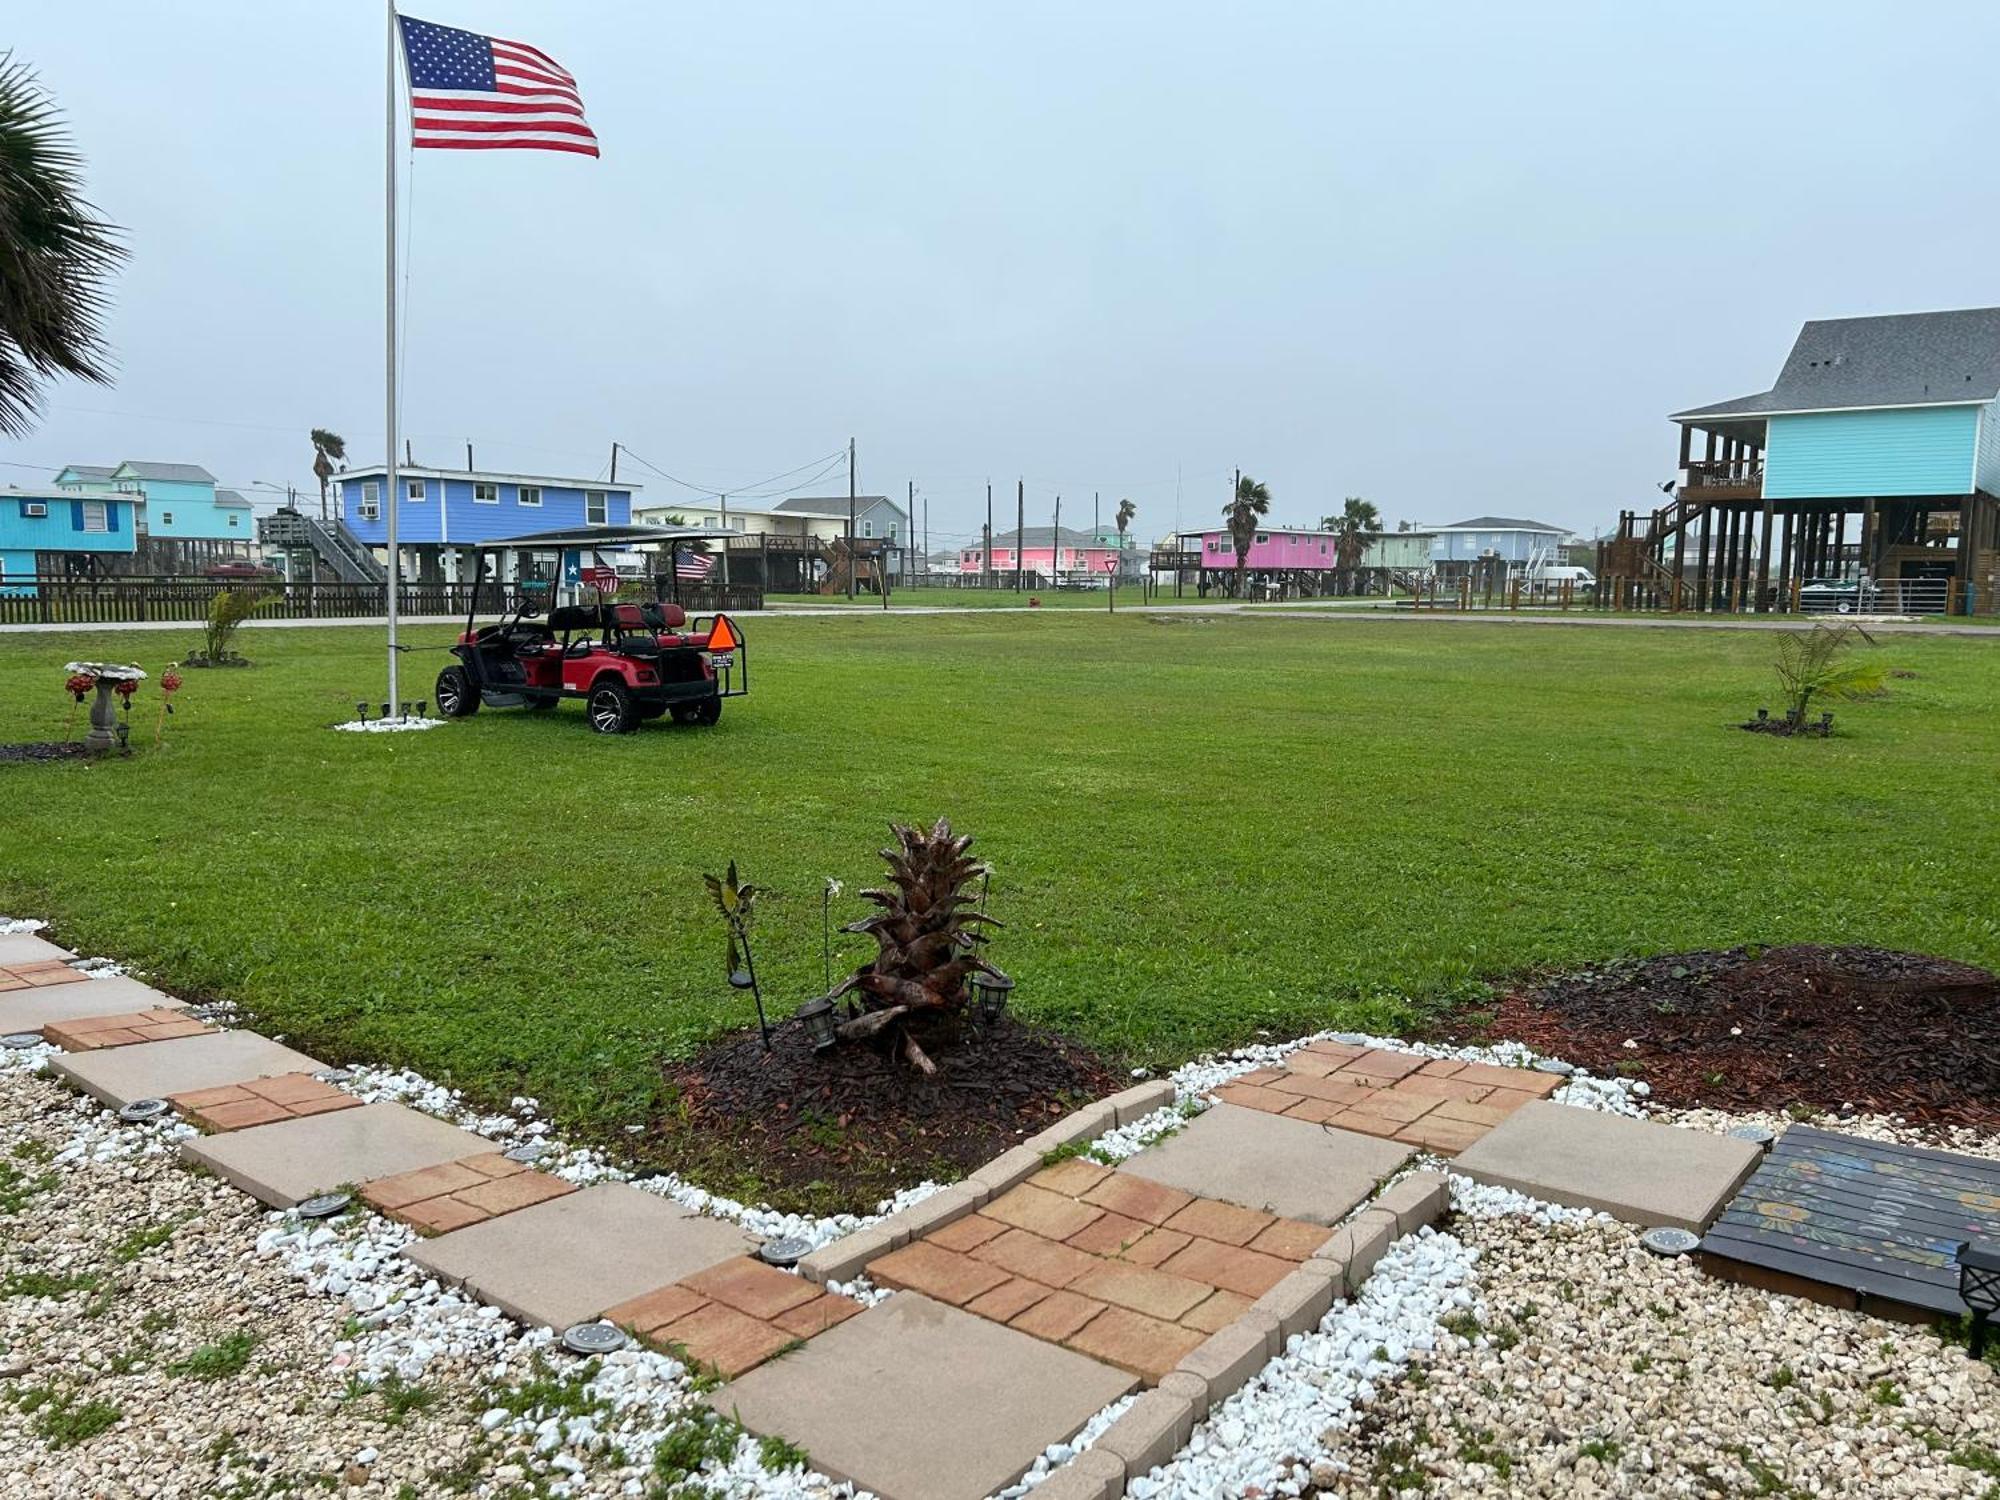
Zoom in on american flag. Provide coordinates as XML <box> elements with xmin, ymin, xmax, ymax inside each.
<box><xmin>675</xmin><ymin>547</ymin><xmax>715</xmax><ymax>581</ymax></box>
<box><xmin>397</xmin><ymin>15</ymin><xmax>599</xmax><ymax>157</ymax></box>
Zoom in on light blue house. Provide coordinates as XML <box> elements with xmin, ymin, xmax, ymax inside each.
<box><xmin>1427</xmin><ymin>516</ymin><xmax>1568</xmax><ymax>580</ymax></box>
<box><xmin>1646</xmin><ymin>307</ymin><xmax>2000</xmax><ymax>613</ymax></box>
<box><xmin>54</xmin><ymin>461</ymin><xmax>255</xmax><ymax>570</ymax></box>
<box><xmin>0</xmin><ymin>487</ymin><xmax>139</xmax><ymax>595</ymax></box>
<box><xmin>336</xmin><ymin>466</ymin><xmax>641</xmax><ymax>582</ymax></box>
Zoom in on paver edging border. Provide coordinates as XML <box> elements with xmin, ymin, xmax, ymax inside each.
<box><xmin>797</xmin><ymin>1080</ymin><xmax>1175</xmax><ymax>1285</ymax></box>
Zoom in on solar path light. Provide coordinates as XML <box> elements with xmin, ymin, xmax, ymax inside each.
<box><xmin>1958</xmin><ymin>1240</ymin><xmax>2000</xmax><ymax>1359</ymax></box>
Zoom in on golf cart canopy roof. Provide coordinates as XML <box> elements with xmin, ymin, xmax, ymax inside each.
<box><xmin>476</xmin><ymin>523</ymin><xmax>733</xmax><ymax>551</ymax></box>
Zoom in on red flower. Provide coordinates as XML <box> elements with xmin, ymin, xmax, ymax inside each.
<box><xmin>113</xmin><ymin>678</ymin><xmax>138</xmax><ymax>699</ymax></box>
<box><xmin>65</xmin><ymin>672</ymin><xmax>95</xmax><ymax>702</ymax></box>
<box><xmin>160</xmin><ymin>669</ymin><xmax>183</xmax><ymax>695</ymax></box>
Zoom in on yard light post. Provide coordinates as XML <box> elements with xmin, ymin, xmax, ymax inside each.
<box><xmin>969</xmin><ymin>970</ymin><xmax>1015</xmax><ymax>1025</ymax></box>
<box><xmin>1957</xmin><ymin>1240</ymin><xmax>2000</xmax><ymax>1358</ymax></box>
<box><xmin>795</xmin><ymin>995</ymin><xmax>838</xmax><ymax>1053</ymax></box>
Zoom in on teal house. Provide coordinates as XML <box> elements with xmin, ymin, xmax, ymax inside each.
<box><xmin>55</xmin><ymin>461</ymin><xmax>256</xmax><ymax>571</ymax></box>
<box><xmin>1607</xmin><ymin>308</ymin><xmax>2000</xmax><ymax>614</ymax></box>
<box><xmin>0</xmin><ymin>486</ymin><xmax>139</xmax><ymax>595</ymax></box>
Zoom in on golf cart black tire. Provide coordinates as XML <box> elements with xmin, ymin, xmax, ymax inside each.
<box><xmin>436</xmin><ymin>666</ymin><xmax>479</xmax><ymax>717</ymax></box>
<box><xmin>588</xmin><ymin>678</ymin><xmax>638</xmax><ymax>734</ymax></box>
<box><xmin>671</xmin><ymin>698</ymin><xmax>722</xmax><ymax>726</ymax></box>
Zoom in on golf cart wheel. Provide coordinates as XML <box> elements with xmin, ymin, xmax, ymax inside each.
<box><xmin>588</xmin><ymin>679</ymin><xmax>637</xmax><ymax>734</ymax></box>
<box><xmin>435</xmin><ymin>666</ymin><xmax>479</xmax><ymax>717</ymax></box>
<box><xmin>1835</xmin><ymin>599</ymin><xmax>1854</xmax><ymax>614</ymax></box>
<box><xmin>671</xmin><ymin>698</ymin><xmax>722</xmax><ymax>727</ymax></box>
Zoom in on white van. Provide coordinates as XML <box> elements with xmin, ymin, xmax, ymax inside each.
<box><xmin>1529</xmin><ymin>565</ymin><xmax>1595</xmax><ymax>595</ymax></box>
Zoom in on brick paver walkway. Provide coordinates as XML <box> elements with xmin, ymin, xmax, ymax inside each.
<box><xmin>606</xmin><ymin>1256</ymin><xmax>864</xmax><ymax>1378</ymax></box>
<box><xmin>0</xmin><ymin>960</ymin><xmax>90</xmax><ymax>989</ymax></box>
<box><xmin>172</xmin><ymin>1072</ymin><xmax>361</xmax><ymax>1130</ymax></box>
<box><xmin>865</xmin><ymin>1158</ymin><xmax>1334</xmax><ymax>1383</ymax></box>
<box><xmin>44</xmin><ymin>1008</ymin><xmax>216</xmax><ymax>1051</ymax></box>
<box><xmin>362</xmin><ymin>1153</ymin><xmax>576</xmax><ymax>1233</ymax></box>
<box><xmin>1213</xmin><ymin>1042</ymin><xmax>1561</xmax><ymax>1154</ymax></box>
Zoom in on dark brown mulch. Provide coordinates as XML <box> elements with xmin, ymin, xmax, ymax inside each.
<box><xmin>1483</xmin><ymin>944</ymin><xmax>2000</xmax><ymax>1129</ymax></box>
<box><xmin>0</xmin><ymin>742</ymin><xmax>88</xmax><ymax>764</ymax></box>
<box><xmin>640</xmin><ymin>1017</ymin><xmax>1122</xmax><ymax>1215</ymax></box>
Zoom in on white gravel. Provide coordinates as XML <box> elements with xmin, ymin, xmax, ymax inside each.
<box><xmin>332</xmin><ymin>717</ymin><xmax>447</xmax><ymax>733</ymax></box>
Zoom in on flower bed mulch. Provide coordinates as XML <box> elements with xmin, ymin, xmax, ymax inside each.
<box><xmin>639</xmin><ymin>1017</ymin><xmax>1123</xmax><ymax>1215</ymax></box>
<box><xmin>0</xmin><ymin>742</ymin><xmax>89</xmax><ymax>764</ymax></box>
<box><xmin>1479</xmin><ymin>944</ymin><xmax>2000</xmax><ymax>1130</ymax></box>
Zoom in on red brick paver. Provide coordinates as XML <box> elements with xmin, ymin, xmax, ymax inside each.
<box><xmin>605</xmin><ymin>1258</ymin><xmax>864</xmax><ymax>1378</ymax></box>
<box><xmin>171</xmin><ymin>1074</ymin><xmax>364</xmax><ymax>1132</ymax></box>
<box><xmin>44</xmin><ymin>1009</ymin><xmax>213</xmax><ymax>1051</ymax></box>
<box><xmin>0</xmin><ymin>962</ymin><xmax>89</xmax><ymax>988</ymax></box>
<box><xmin>359</xmin><ymin>1151</ymin><xmax>574</xmax><ymax>1233</ymax></box>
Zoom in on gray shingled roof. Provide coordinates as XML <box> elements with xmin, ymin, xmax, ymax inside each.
<box><xmin>59</xmin><ymin>464</ymin><xmax>117</xmax><ymax>480</ymax></box>
<box><xmin>213</xmin><ymin>489</ymin><xmax>253</xmax><ymax>508</ymax></box>
<box><xmin>973</xmin><ymin>525</ymin><xmax>1109</xmax><ymax>548</ymax></box>
<box><xmin>113</xmin><ymin>461</ymin><xmax>219</xmax><ymax>483</ymax></box>
<box><xmin>1674</xmin><ymin>307</ymin><xmax>2000</xmax><ymax>422</ymax></box>
<box><xmin>1437</xmin><ymin>516</ymin><xmax>1566</xmax><ymax>533</ymax></box>
<box><xmin>775</xmin><ymin>494</ymin><xmax>906</xmax><ymax>521</ymax></box>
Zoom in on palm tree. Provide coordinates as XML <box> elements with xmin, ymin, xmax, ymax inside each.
<box><xmin>1115</xmin><ymin>497</ymin><xmax>1136</xmax><ymax>539</ymax></box>
<box><xmin>0</xmin><ymin>54</ymin><xmax>126</xmax><ymax>438</ymax></box>
<box><xmin>1222</xmin><ymin>474</ymin><xmax>1270</xmax><ymax>597</ymax></box>
<box><xmin>309</xmin><ymin>429</ymin><xmax>347</xmax><ymax>521</ymax></box>
<box><xmin>1332</xmin><ymin>496</ymin><xmax>1380</xmax><ymax>594</ymax></box>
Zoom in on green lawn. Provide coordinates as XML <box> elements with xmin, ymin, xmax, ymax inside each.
<box><xmin>3</xmin><ymin>614</ymin><xmax>1996</xmax><ymax>1159</ymax></box>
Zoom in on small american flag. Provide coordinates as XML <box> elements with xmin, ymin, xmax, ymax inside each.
<box><xmin>398</xmin><ymin>14</ymin><xmax>599</xmax><ymax>157</ymax></box>
<box><xmin>675</xmin><ymin>548</ymin><xmax>715</xmax><ymax>581</ymax></box>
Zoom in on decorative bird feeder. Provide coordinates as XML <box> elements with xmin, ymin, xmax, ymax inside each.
<box><xmin>64</xmin><ymin>661</ymin><xmax>146</xmax><ymax>753</ymax></box>
<box><xmin>795</xmin><ymin>996</ymin><xmax>838</xmax><ymax>1053</ymax></box>
<box><xmin>1957</xmin><ymin>1240</ymin><xmax>2000</xmax><ymax>1358</ymax></box>
<box><xmin>969</xmin><ymin>970</ymin><xmax>1015</xmax><ymax>1025</ymax></box>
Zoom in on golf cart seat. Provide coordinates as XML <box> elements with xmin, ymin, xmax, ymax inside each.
<box><xmin>607</xmin><ymin>603</ymin><xmax>665</xmax><ymax>659</ymax></box>
<box><xmin>639</xmin><ymin>601</ymin><xmax>692</xmax><ymax>646</ymax></box>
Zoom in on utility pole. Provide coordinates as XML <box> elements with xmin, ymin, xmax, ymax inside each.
<box><xmin>909</xmin><ymin>478</ymin><xmax>916</xmax><ymax>580</ymax></box>
<box><xmin>1093</xmin><ymin>491</ymin><xmax>1099</xmax><ymax>538</ymax></box>
<box><xmin>847</xmin><ymin>437</ymin><xmax>857</xmax><ymax>601</ymax></box>
<box><xmin>1015</xmin><ymin>478</ymin><xmax>1025</xmax><ymax>592</ymax></box>
<box><xmin>609</xmin><ymin>442</ymin><xmax>619</xmax><ymax>483</ymax></box>
<box><xmin>466</xmin><ymin>442</ymin><xmax>474</xmax><ymax>473</ymax></box>
<box><xmin>1052</xmin><ymin>494</ymin><xmax>1062</xmax><ymax>590</ymax></box>
<box><xmin>985</xmin><ymin>481</ymin><xmax>993</xmax><ymax>587</ymax></box>
<box><xmin>719</xmin><ymin>495</ymin><xmax>730</xmax><ymax>586</ymax></box>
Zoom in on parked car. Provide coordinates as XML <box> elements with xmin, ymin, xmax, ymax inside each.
<box><xmin>1799</xmin><ymin>577</ymin><xmax>1880</xmax><ymax>614</ymax></box>
<box><xmin>202</xmin><ymin>561</ymin><xmax>280</xmax><ymax>579</ymax></box>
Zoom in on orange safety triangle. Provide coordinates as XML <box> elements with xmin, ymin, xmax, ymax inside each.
<box><xmin>705</xmin><ymin>614</ymin><xmax>740</xmax><ymax>652</ymax></box>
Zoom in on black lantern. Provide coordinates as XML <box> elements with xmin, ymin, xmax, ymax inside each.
<box><xmin>970</xmin><ymin>970</ymin><xmax>1015</xmax><ymax>1024</ymax></box>
<box><xmin>416</xmin><ymin>699</ymin><xmax>428</xmax><ymax>719</ymax></box>
<box><xmin>1958</xmin><ymin>1239</ymin><xmax>2000</xmax><ymax>1358</ymax></box>
<box><xmin>380</xmin><ymin>702</ymin><xmax>391</xmax><ymax>721</ymax></box>
<box><xmin>795</xmin><ymin>996</ymin><xmax>837</xmax><ymax>1052</ymax></box>
<box><xmin>356</xmin><ymin>701</ymin><xmax>370</xmax><ymax>723</ymax></box>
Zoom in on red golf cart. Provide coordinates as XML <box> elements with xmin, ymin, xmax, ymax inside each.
<box><xmin>434</xmin><ymin>525</ymin><xmax>748</xmax><ymax>733</ymax></box>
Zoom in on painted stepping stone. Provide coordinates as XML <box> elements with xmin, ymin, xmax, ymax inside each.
<box><xmin>714</xmin><ymin>1292</ymin><xmax>1138</xmax><ymax>1500</ymax></box>
<box><xmin>180</xmin><ymin>1100</ymin><xmax>497</xmax><ymax>1208</ymax></box>
<box><xmin>1451</xmin><ymin>1100</ymin><xmax>1763</xmax><ymax>1233</ymax></box>
<box><xmin>1118</xmin><ymin>1102</ymin><xmax>1414</xmax><ymax>1225</ymax></box>
<box><xmin>406</xmin><ymin>1182</ymin><xmax>755</xmax><ymax>1331</ymax></box>
<box><xmin>49</xmin><ymin>1031</ymin><xmax>324</xmax><ymax>1110</ymax></box>
<box><xmin>0</xmin><ymin>983</ymin><xmax>188</xmax><ymax>1033</ymax></box>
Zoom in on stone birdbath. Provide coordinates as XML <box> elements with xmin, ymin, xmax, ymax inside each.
<box><xmin>65</xmin><ymin>661</ymin><xmax>146</xmax><ymax>753</ymax></box>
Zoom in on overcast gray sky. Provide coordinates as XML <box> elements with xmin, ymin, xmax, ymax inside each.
<box><xmin>9</xmin><ymin>2</ymin><xmax>2000</xmax><ymax>545</ymax></box>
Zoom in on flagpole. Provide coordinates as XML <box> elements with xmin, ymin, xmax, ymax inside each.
<box><xmin>384</xmin><ymin>0</ymin><xmax>402</xmax><ymax>711</ymax></box>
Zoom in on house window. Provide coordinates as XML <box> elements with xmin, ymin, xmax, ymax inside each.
<box><xmin>518</xmin><ymin>486</ymin><xmax>542</xmax><ymax>508</ymax></box>
<box><xmin>408</xmin><ymin>479</ymin><xmax>425</xmax><ymax>501</ymax></box>
<box><xmin>23</xmin><ymin>501</ymin><xmax>47</xmax><ymax>518</ymax></box>
<box><xmin>1255</xmin><ymin>533</ymin><xmax>1269</xmax><ymax>544</ymax></box>
<box><xmin>160</xmin><ymin>511</ymin><xmax>175</xmax><ymax>526</ymax></box>
<box><xmin>81</xmin><ymin>500</ymin><xmax>107</xmax><ymax>533</ymax></box>
<box><xmin>586</xmin><ymin>491</ymin><xmax>607</xmax><ymax>525</ymax></box>
<box><xmin>227</xmin><ymin>512</ymin><xmax>240</xmax><ymax>527</ymax></box>
<box><xmin>359</xmin><ymin>483</ymin><xmax>379</xmax><ymax>520</ymax></box>
<box><xmin>474</xmin><ymin>483</ymin><xmax>498</xmax><ymax>504</ymax></box>
<box><xmin>862</xmin><ymin>519</ymin><xmax>875</xmax><ymax>538</ymax></box>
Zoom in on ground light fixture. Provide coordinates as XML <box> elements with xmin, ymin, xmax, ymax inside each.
<box><xmin>1958</xmin><ymin>1240</ymin><xmax>2000</xmax><ymax>1358</ymax></box>
<box><xmin>1</xmin><ymin>1033</ymin><xmax>44</xmax><ymax>1050</ymax></box>
<box><xmin>1640</xmin><ymin>1227</ymin><xmax>1701</xmax><ymax>1257</ymax></box>
<box><xmin>1727</xmin><ymin>1123</ymin><xmax>1777</xmax><ymax>1149</ymax></box>
<box><xmin>561</xmin><ymin>1321</ymin><xmax>628</xmax><ymax>1355</ymax></box>
<box><xmin>795</xmin><ymin>995</ymin><xmax>837</xmax><ymax>1053</ymax></box>
<box><xmin>296</xmin><ymin>1193</ymin><xmax>352</xmax><ymax>1220</ymax></box>
<box><xmin>355</xmin><ymin>702</ymin><xmax>370</xmax><ymax>723</ymax></box>
<box><xmin>970</xmin><ymin>970</ymin><xmax>1015</xmax><ymax>1025</ymax></box>
<box><xmin>758</xmin><ymin>1236</ymin><xmax>812</xmax><ymax>1268</ymax></box>
<box><xmin>118</xmin><ymin>1098</ymin><xmax>171</xmax><ymax>1123</ymax></box>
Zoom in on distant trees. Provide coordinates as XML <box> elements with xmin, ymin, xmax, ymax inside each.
<box><xmin>309</xmin><ymin>429</ymin><xmax>347</xmax><ymax>520</ymax></box>
<box><xmin>1222</xmin><ymin>475</ymin><xmax>1270</xmax><ymax>597</ymax></box>
<box><xmin>0</xmin><ymin>53</ymin><xmax>125</xmax><ymax>437</ymax></box>
<box><xmin>1331</xmin><ymin>497</ymin><xmax>1380</xmax><ymax>594</ymax></box>
<box><xmin>1115</xmin><ymin>497</ymin><xmax>1136</xmax><ymax>540</ymax></box>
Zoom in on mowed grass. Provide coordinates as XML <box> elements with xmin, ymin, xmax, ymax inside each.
<box><xmin>2</xmin><ymin>614</ymin><xmax>1997</xmax><ymax>1145</ymax></box>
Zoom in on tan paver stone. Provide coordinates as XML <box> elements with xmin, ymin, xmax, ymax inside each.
<box><xmin>242</xmin><ymin>1073</ymin><xmax>341</xmax><ymax>1106</ymax></box>
<box><xmin>713</xmin><ymin>1294</ymin><xmax>1137</xmax><ymax>1500</ymax></box>
<box><xmin>1399</xmin><ymin>1115</ymin><xmax>1493</xmax><ymax>1155</ymax></box>
<box><xmin>868</xmin><ymin>1241</ymin><xmax>1011</xmax><ymax>1306</ymax></box>
<box><xmin>655</xmin><ymin>1301</ymin><xmax>795</xmax><ymax>1378</ymax></box>
<box><xmin>407</xmin><ymin>1182</ymin><xmax>755</xmax><ymax>1330</ymax></box>
<box><xmin>454</xmin><ymin>1170</ymin><xmax>574</xmax><ymax>1217</ymax></box>
<box><xmin>1268</xmin><ymin>1073</ymin><xmax>1373</xmax><ymax>1106</ymax></box>
<box><xmin>1062</xmin><ymin>1210</ymin><xmax>1150</xmax><ymax>1258</ymax></box>
<box><xmin>1251</xmin><ymin>1261</ymin><xmax>1340</xmax><ymax>1341</ymax></box>
<box><xmin>1394</xmin><ymin>1072</ymin><xmax>1494</xmax><ymax>1104</ymax></box>
<box><xmin>1022</xmin><ymin>1102</ymin><xmax>1115</xmax><ymax>1158</ymax></box>
<box><xmin>360</xmin><ymin>1159</ymin><xmax>490</xmax><ymax>1211</ymax></box>
<box><xmin>1069</xmin><ymin>1263</ymin><xmax>1211</xmax><ymax>1322</ymax></box>
<box><xmin>1277</xmin><ymin>1050</ymin><xmax>1341</xmax><ymax>1078</ymax></box>
<box><xmin>1096</xmin><ymin>1386</ymin><xmax>1196</xmax><ymax>1473</ymax></box>
<box><xmin>1451</xmin><ymin>1061</ymin><xmax>1561</xmax><ymax>1096</ymax></box>
<box><xmin>1276</xmin><ymin>1096</ymin><xmax>1345</xmax><ymax>1125</ymax></box>
<box><xmin>1115</xmin><ymin>1225</ymin><xmax>1193</xmax><ymax>1269</ymax></box>
<box><xmin>10</xmin><ymin>962</ymin><xmax>87</xmax><ymax>985</ymax></box>
<box><xmin>1231</xmin><ymin>1067</ymin><xmax>1286</xmax><ymax>1086</ymax></box>
<box><xmin>401</xmin><ymin>1196</ymin><xmax>490</xmax><ymax>1235</ymax></box>
<box><xmin>289</xmin><ymin>1093</ymin><xmax>363</xmax><ymax>1118</ymax></box>
<box><xmin>1480</xmin><ymin>1085</ymin><xmax>1541</xmax><ymax>1114</ymax></box>
<box><xmin>1156</xmin><ymin>1238</ymin><xmax>1295</xmax><ymax>1299</ymax></box>
<box><xmin>1162</xmin><ymin>1197</ymin><xmax>1274</xmax><ymax>1247</ymax></box>
<box><xmin>0</xmin><ymin>935</ymin><xmax>75</xmax><ymax>965</ymax></box>
<box><xmin>1428</xmin><ymin>1097</ymin><xmax>1517</xmax><ymax>1129</ymax></box>
<box><xmin>1080</xmin><ymin>1172</ymin><xmax>1193</xmax><ymax>1227</ymax></box>
<box><xmin>1027</xmin><ymin>1449</ymin><xmax>1125</xmax><ymax>1500</ymax></box>
<box><xmin>1339</xmin><ymin>1090</ymin><xmax>1438</xmax><ymax>1125</ymax></box>
<box><xmin>47</xmin><ymin>1009</ymin><xmax>214</xmax><ymax>1051</ymax></box>
<box><xmin>927</xmin><ymin>1213</ymin><xmax>1008</xmax><ymax>1254</ymax></box>
<box><xmin>984</xmin><ymin>1183</ymin><xmax>1103</xmax><ymax>1241</ymax></box>
<box><xmin>772</xmin><ymin>1291</ymin><xmax>863</xmax><ymax>1339</ymax></box>
<box><xmin>1107</xmin><ymin>1080</ymin><xmax>1176</xmax><ymax>1125</ymax></box>
<box><xmin>1010</xmin><ymin>1289</ymin><xmax>1106</xmax><ymax>1342</ymax></box>
<box><xmin>184</xmin><ymin>1101</ymin><xmax>496</xmax><ymax>1209</ymax></box>
<box><xmin>189</xmin><ymin>1098</ymin><xmax>290</xmax><ymax>1132</ymax></box>
<box><xmin>1031</xmin><ymin>1158</ymin><xmax>1112</xmax><ymax>1198</ymax></box>
<box><xmin>797</xmin><ymin>1224</ymin><xmax>894</xmax><ymax>1286</ymax></box>
<box><xmin>1211</xmin><ymin>1082</ymin><xmax>1295</xmax><ymax>1114</ymax></box>
<box><xmin>1373</xmin><ymin>1171</ymin><xmax>1449</xmax><ymax>1235</ymax></box>
<box><xmin>974</xmin><ymin>1228</ymin><xmax>1100</xmax><ymax>1289</ymax></box>
<box><xmin>49</xmin><ymin>1030</ymin><xmax>323</xmax><ymax>1110</ymax></box>
<box><xmin>172</xmin><ymin>1083</ymin><xmax>253</xmax><ymax>1112</ymax></box>
<box><xmin>1119</xmin><ymin>1104</ymin><xmax>1413</xmax><ymax>1225</ymax></box>
<box><xmin>969</xmin><ymin>1144</ymin><xmax>1047</xmax><ymax>1196</ymax></box>
<box><xmin>1181</xmin><ymin>1288</ymin><xmax>1252</xmax><ymax>1333</ymax></box>
<box><xmin>1248</xmin><ymin>1218</ymin><xmax>1335</xmax><ymax>1261</ymax></box>
<box><xmin>1065</xmin><ymin>1305</ymin><xmax>1206</xmax><ymax>1385</ymax></box>
<box><xmin>965</xmin><ymin>1276</ymin><xmax>1054</xmax><ymax>1323</ymax></box>
<box><xmin>681</xmin><ymin>1257</ymin><xmax>822</xmax><ymax>1320</ymax></box>
<box><xmin>460</xmin><ymin>1152</ymin><xmax>527</xmax><ymax>1179</ymax></box>
<box><xmin>1176</xmin><ymin>1320</ymin><xmax>1270</xmax><ymax>1400</ymax></box>
<box><xmin>1301</xmin><ymin>1040</ymin><xmax>1370</xmax><ymax>1062</ymax></box>
<box><xmin>604</xmin><ymin>1283</ymin><xmax>711</xmax><ymax>1336</ymax></box>
<box><xmin>1340</xmin><ymin>1048</ymin><xmax>1426</xmax><ymax>1080</ymax></box>
<box><xmin>1453</xmin><ymin>1100</ymin><xmax>1762</xmax><ymax>1231</ymax></box>
<box><xmin>1329</xmin><ymin>1107</ymin><xmax>1405</xmax><ymax>1140</ymax></box>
